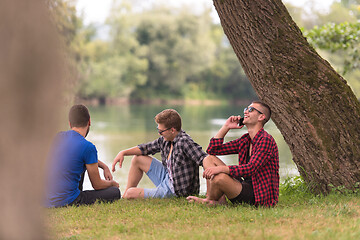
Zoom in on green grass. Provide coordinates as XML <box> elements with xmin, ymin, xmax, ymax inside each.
<box><xmin>47</xmin><ymin>178</ymin><xmax>360</xmax><ymax>240</ymax></box>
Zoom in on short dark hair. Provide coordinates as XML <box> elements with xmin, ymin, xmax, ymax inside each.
<box><xmin>155</xmin><ymin>109</ymin><xmax>182</xmax><ymax>131</ymax></box>
<box><xmin>252</xmin><ymin>100</ymin><xmax>271</xmax><ymax>124</ymax></box>
<box><xmin>69</xmin><ymin>104</ymin><xmax>90</xmax><ymax>127</ymax></box>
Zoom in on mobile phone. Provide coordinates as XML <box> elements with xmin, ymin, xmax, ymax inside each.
<box><xmin>238</xmin><ymin>117</ymin><xmax>244</xmax><ymax>126</ymax></box>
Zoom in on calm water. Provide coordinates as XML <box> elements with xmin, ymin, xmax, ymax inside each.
<box><xmin>82</xmin><ymin>104</ymin><xmax>298</xmax><ymax>194</ymax></box>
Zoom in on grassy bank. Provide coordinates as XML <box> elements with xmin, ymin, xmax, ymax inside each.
<box><xmin>47</xmin><ymin>179</ymin><xmax>360</xmax><ymax>240</ymax></box>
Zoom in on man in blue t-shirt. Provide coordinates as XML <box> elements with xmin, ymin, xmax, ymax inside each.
<box><xmin>46</xmin><ymin>104</ymin><xmax>121</xmax><ymax>207</ymax></box>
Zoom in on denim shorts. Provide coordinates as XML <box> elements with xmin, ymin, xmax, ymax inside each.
<box><xmin>144</xmin><ymin>158</ymin><xmax>176</xmax><ymax>198</ymax></box>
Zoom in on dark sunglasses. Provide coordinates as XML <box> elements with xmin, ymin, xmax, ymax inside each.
<box><xmin>157</xmin><ymin>127</ymin><xmax>171</xmax><ymax>135</ymax></box>
<box><xmin>244</xmin><ymin>106</ymin><xmax>263</xmax><ymax>114</ymax></box>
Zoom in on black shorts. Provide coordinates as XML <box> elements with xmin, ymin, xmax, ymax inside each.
<box><xmin>229</xmin><ymin>181</ymin><xmax>255</xmax><ymax>205</ymax></box>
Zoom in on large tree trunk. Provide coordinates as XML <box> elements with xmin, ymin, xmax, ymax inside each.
<box><xmin>0</xmin><ymin>0</ymin><xmax>64</xmax><ymax>238</ymax></box>
<box><xmin>213</xmin><ymin>0</ymin><xmax>360</xmax><ymax>193</ymax></box>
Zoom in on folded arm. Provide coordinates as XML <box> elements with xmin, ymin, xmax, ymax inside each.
<box><xmin>86</xmin><ymin>162</ymin><xmax>119</xmax><ymax>190</ymax></box>
<box><xmin>228</xmin><ymin>139</ymin><xmax>273</xmax><ymax>179</ymax></box>
<box><xmin>98</xmin><ymin>160</ymin><xmax>113</xmax><ymax>180</ymax></box>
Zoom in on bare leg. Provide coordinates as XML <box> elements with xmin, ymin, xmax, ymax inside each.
<box><xmin>203</xmin><ymin>155</ymin><xmax>227</xmax><ymax>197</ymax></box>
<box><xmin>186</xmin><ymin>195</ymin><xmax>227</xmax><ymax>206</ymax></box>
<box><xmin>187</xmin><ymin>173</ymin><xmax>242</xmax><ymax>206</ymax></box>
<box><xmin>125</xmin><ymin>155</ymin><xmax>152</xmax><ymax>192</ymax></box>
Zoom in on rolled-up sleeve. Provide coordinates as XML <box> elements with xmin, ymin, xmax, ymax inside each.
<box><xmin>207</xmin><ymin>138</ymin><xmax>243</xmax><ymax>156</ymax></box>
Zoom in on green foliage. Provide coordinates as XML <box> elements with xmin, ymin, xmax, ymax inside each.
<box><xmin>50</xmin><ymin>0</ymin><xmax>254</xmax><ymax>102</ymax></box>
<box><xmin>305</xmin><ymin>22</ymin><xmax>360</xmax><ymax>51</ymax></box>
<box><xmin>187</xmin><ymin>42</ymin><xmax>256</xmax><ymax>100</ymax></box>
<box><xmin>279</xmin><ymin>176</ymin><xmax>360</xmax><ymax>209</ymax></box>
<box><xmin>304</xmin><ymin>22</ymin><xmax>360</xmax><ymax>74</ymax></box>
<box><xmin>129</xmin><ymin>6</ymin><xmax>217</xmax><ymax>99</ymax></box>
<box><xmin>280</xmin><ymin>176</ymin><xmax>312</xmax><ymax>196</ymax></box>
<box><xmin>328</xmin><ymin>181</ymin><xmax>360</xmax><ymax>195</ymax></box>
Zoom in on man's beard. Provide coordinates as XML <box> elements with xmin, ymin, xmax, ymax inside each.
<box><xmin>85</xmin><ymin>126</ymin><xmax>90</xmax><ymax>137</ymax></box>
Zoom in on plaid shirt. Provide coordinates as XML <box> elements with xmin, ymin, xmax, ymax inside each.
<box><xmin>207</xmin><ymin>128</ymin><xmax>279</xmax><ymax>206</ymax></box>
<box><xmin>138</xmin><ymin>130</ymin><xmax>207</xmax><ymax>197</ymax></box>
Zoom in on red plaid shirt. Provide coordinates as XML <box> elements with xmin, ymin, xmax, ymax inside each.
<box><xmin>207</xmin><ymin>128</ymin><xmax>279</xmax><ymax>206</ymax></box>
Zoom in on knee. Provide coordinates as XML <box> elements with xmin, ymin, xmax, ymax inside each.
<box><xmin>109</xmin><ymin>186</ymin><xmax>121</xmax><ymax>200</ymax></box>
<box><xmin>130</xmin><ymin>155</ymin><xmax>146</xmax><ymax>169</ymax></box>
<box><xmin>203</xmin><ymin>155</ymin><xmax>216</xmax><ymax>169</ymax></box>
<box><xmin>131</xmin><ymin>155</ymin><xmax>142</xmax><ymax>166</ymax></box>
<box><xmin>130</xmin><ymin>155</ymin><xmax>152</xmax><ymax>172</ymax></box>
<box><xmin>211</xmin><ymin>173</ymin><xmax>228</xmax><ymax>186</ymax></box>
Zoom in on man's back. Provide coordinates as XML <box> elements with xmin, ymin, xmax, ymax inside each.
<box><xmin>46</xmin><ymin>130</ymin><xmax>98</xmax><ymax>207</ymax></box>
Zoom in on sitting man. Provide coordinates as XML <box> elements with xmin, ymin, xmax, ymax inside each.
<box><xmin>187</xmin><ymin>101</ymin><xmax>279</xmax><ymax>207</ymax></box>
<box><xmin>45</xmin><ymin>104</ymin><xmax>121</xmax><ymax>207</ymax></box>
<box><xmin>111</xmin><ymin>109</ymin><xmax>207</xmax><ymax>199</ymax></box>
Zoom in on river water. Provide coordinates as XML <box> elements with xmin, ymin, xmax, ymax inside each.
<box><xmin>81</xmin><ymin>104</ymin><xmax>298</xmax><ymax>194</ymax></box>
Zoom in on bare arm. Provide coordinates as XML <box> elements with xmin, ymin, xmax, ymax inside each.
<box><xmin>215</xmin><ymin>115</ymin><xmax>243</xmax><ymax>138</ymax></box>
<box><xmin>205</xmin><ymin>116</ymin><xmax>243</xmax><ymax>179</ymax></box>
<box><xmin>111</xmin><ymin>146</ymin><xmax>142</xmax><ymax>172</ymax></box>
<box><xmin>203</xmin><ymin>165</ymin><xmax>230</xmax><ymax>179</ymax></box>
<box><xmin>98</xmin><ymin>160</ymin><xmax>113</xmax><ymax>180</ymax></box>
<box><xmin>86</xmin><ymin>162</ymin><xmax>119</xmax><ymax>190</ymax></box>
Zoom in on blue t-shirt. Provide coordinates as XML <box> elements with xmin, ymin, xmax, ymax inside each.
<box><xmin>45</xmin><ymin>130</ymin><xmax>98</xmax><ymax>207</ymax></box>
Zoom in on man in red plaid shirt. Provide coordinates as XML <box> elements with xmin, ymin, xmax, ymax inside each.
<box><xmin>187</xmin><ymin>101</ymin><xmax>279</xmax><ymax>206</ymax></box>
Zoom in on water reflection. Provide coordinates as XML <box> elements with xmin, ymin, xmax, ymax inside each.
<box><xmin>82</xmin><ymin>104</ymin><xmax>298</xmax><ymax>194</ymax></box>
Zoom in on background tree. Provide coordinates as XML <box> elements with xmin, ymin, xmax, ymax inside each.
<box><xmin>187</xmin><ymin>32</ymin><xmax>256</xmax><ymax>101</ymax></box>
<box><xmin>213</xmin><ymin>0</ymin><xmax>360</xmax><ymax>193</ymax></box>
<box><xmin>53</xmin><ymin>0</ymin><xmax>254</xmax><ymax>103</ymax></box>
<box><xmin>105</xmin><ymin>1</ymin><xmax>255</xmax><ymax>102</ymax></box>
<box><xmin>128</xmin><ymin>5</ymin><xmax>216</xmax><ymax>100</ymax></box>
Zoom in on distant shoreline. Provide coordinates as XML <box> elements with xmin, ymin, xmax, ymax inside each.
<box><xmin>75</xmin><ymin>97</ymin><xmax>252</xmax><ymax>106</ymax></box>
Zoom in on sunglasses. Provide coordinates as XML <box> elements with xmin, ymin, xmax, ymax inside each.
<box><xmin>157</xmin><ymin>127</ymin><xmax>171</xmax><ymax>135</ymax></box>
<box><xmin>244</xmin><ymin>106</ymin><xmax>263</xmax><ymax>114</ymax></box>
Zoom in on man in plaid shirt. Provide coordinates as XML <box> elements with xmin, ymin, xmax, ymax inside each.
<box><xmin>112</xmin><ymin>109</ymin><xmax>207</xmax><ymax>199</ymax></box>
<box><xmin>187</xmin><ymin>101</ymin><xmax>279</xmax><ymax>206</ymax></box>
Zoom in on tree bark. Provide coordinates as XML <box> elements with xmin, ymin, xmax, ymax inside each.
<box><xmin>0</xmin><ymin>0</ymin><xmax>64</xmax><ymax>239</ymax></box>
<box><xmin>213</xmin><ymin>0</ymin><xmax>360</xmax><ymax>193</ymax></box>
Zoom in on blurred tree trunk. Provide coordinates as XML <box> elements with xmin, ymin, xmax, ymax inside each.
<box><xmin>213</xmin><ymin>0</ymin><xmax>360</xmax><ymax>193</ymax></box>
<box><xmin>0</xmin><ymin>0</ymin><xmax>64</xmax><ymax>239</ymax></box>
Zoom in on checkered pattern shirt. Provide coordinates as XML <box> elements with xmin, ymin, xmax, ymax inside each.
<box><xmin>138</xmin><ymin>130</ymin><xmax>207</xmax><ymax>197</ymax></box>
<box><xmin>207</xmin><ymin>128</ymin><xmax>279</xmax><ymax>206</ymax></box>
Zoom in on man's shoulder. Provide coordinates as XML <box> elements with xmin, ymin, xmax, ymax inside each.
<box><xmin>55</xmin><ymin>130</ymin><xmax>70</xmax><ymax>139</ymax></box>
<box><xmin>178</xmin><ymin>130</ymin><xmax>191</xmax><ymax>138</ymax></box>
<box><xmin>258</xmin><ymin>129</ymin><xmax>277</xmax><ymax>145</ymax></box>
<box><xmin>56</xmin><ymin>130</ymin><xmax>81</xmax><ymax>139</ymax></box>
<box><xmin>239</xmin><ymin>132</ymin><xmax>250</xmax><ymax>140</ymax></box>
<box><xmin>262</xmin><ymin>129</ymin><xmax>275</xmax><ymax>139</ymax></box>
<box><xmin>57</xmin><ymin>130</ymin><xmax>96</xmax><ymax>149</ymax></box>
<box><xmin>176</xmin><ymin>130</ymin><xmax>196</xmax><ymax>143</ymax></box>
<box><xmin>53</xmin><ymin>130</ymin><xmax>74</xmax><ymax>145</ymax></box>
